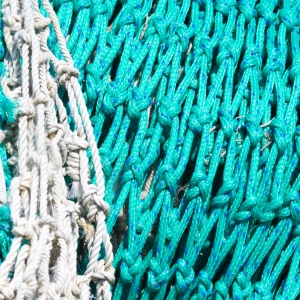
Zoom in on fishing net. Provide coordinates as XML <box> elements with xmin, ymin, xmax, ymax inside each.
<box><xmin>0</xmin><ymin>0</ymin><xmax>300</xmax><ymax>299</ymax></box>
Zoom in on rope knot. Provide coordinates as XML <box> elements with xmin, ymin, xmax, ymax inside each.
<box><xmin>238</xmin><ymin>0</ymin><xmax>257</xmax><ymax>22</ymax></box>
<box><xmin>218</xmin><ymin>107</ymin><xmax>238</xmax><ymax>139</ymax></box>
<box><xmin>33</xmin><ymin>91</ymin><xmax>48</xmax><ymax>105</ymax></box>
<box><xmin>188</xmin><ymin>78</ymin><xmax>198</xmax><ymax>91</ymax></box>
<box><xmin>270</xmin><ymin>118</ymin><xmax>287</xmax><ymax>154</ymax></box>
<box><xmin>188</xmin><ymin>105</ymin><xmax>212</xmax><ymax>134</ymax></box>
<box><xmin>92</xmin><ymin>260</ymin><xmax>115</xmax><ymax>284</ymax></box>
<box><xmin>91</xmin><ymin>0</ymin><xmax>113</xmax><ymax>19</ymax></box>
<box><xmin>147</xmin><ymin>257</ymin><xmax>170</xmax><ymax>291</ymax></box>
<box><xmin>167</xmin><ymin>23</ymin><xmax>189</xmax><ymax>52</ymax></box>
<box><xmin>245</xmin><ymin>113</ymin><xmax>263</xmax><ymax>147</ymax></box>
<box><xmin>120</xmin><ymin>250</ymin><xmax>142</xmax><ymax>283</ymax></box>
<box><xmin>197</xmin><ymin>270</ymin><xmax>213</xmax><ymax>297</ymax></box>
<box><xmin>39</xmin><ymin>215</ymin><xmax>56</xmax><ymax>228</ymax></box>
<box><xmin>254</xmin><ymin>282</ymin><xmax>272</xmax><ymax>298</ymax></box>
<box><xmin>256</xmin><ymin>2</ymin><xmax>276</xmax><ymax>26</ymax></box>
<box><xmin>0</xmin><ymin>284</ymin><xmax>15</xmax><ymax>300</ymax></box>
<box><xmin>175</xmin><ymin>259</ymin><xmax>194</xmax><ymax>294</ymax></box>
<box><xmin>127</xmin><ymin>88</ymin><xmax>152</xmax><ymax>119</ymax></box>
<box><xmin>121</xmin><ymin>155</ymin><xmax>143</xmax><ymax>186</ymax></box>
<box><xmin>278</xmin><ymin>8</ymin><xmax>298</xmax><ymax>32</ymax></box>
<box><xmin>234</xmin><ymin>195</ymin><xmax>257</xmax><ymax>222</ymax></box>
<box><xmin>117</xmin><ymin>3</ymin><xmax>143</xmax><ymax>31</ymax></box>
<box><xmin>217</xmin><ymin>37</ymin><xmax>239</xmax><ymax>66</ymax></box>
<box><xmin>54</xmin><ymin>62</ymin><xmax>79</xmax><ymax>86</ymax></box>
<box><xmin>241</xmin><ymin>46</ymin><xmax>262</xmax><ymax>71</ymax></box>
<box><xmin>15</xmin><ymin>29</ymin><xmax>31</xmax><ymax>46</ymax></box>
<box><xmin>233</xmin><ymin>273</ymin><xmax>253</xmax><ymax>299</ymax></box>
<box><xmin>33</xmin><ymin>14</ymin><xmax>50</xmax><ymax>30</ymax></box>
<box><xmin>18</xmin><ymin>172</ymin><xmax>32</xmax><ymax>192</ymax></box>
<box><xmin>185</xmin><ymin>170</ymin><xmax>209</xmax><ymax>201</ymax></box>
<box><xmin>215</xmin><ymin>281</ymin><xmax>229</xmax><ymax>300</ymax></box>
<box><xmin>263</xmin><ymin>48</ymin><xmax>285</xmax><ymax>76</ymax></box>
<box><xmin>83</xmin><ymin>184</ymin><xmax>110</xmax><ymax>217</ymax></box>
<box><xmin>215</xmin><ymin>0</ymin><xmax>237</xmax><ymax>15</ymax></box>
<box><xmin>212</xmin><ymin>179</ymin><xmax>235</xmax><ymax>208</ymax></box>
<box><xmin>155</xmin><ymin>165</ymin><xmax>177</xmax><ymax>196</ymax></box>
<box><xmin>86</xmin><ymin>62</ymin><xmax>101</xmax><ymax>88</ymax></box>
<box><xmin>13</xmin><ymin>218</ymin><xmax>34</xmax><ymax>239</ymax></box>
<box><xmin>217</xmin><ymin>179</ymin><xmax>235</xmax><ymax>196</ymax></box>
<box><xmin>20</xmin><ymin>102</ymin><xmax>34</xmax><ymax>118</ymax></box>
<box><xmin>194</xmin><ymin>35</ymin><xmax>213</xmax><ymax>61</ymax></box>
<box><xmin>145</xmin><ymin>16</ymin><xmax>167</xmax><ymax>42</ymax></box>
<box><xmin>252</xmin><ymin>199</ymin><xmax>275</xmax><ymax>223</ymax></box>
<box><xmin>102</xmin><ymin>82</ymin><xmax>128</xmax><ymax>115</ymax></box>
<box><xmin>65</xmin><ymin>137</ymin><xmax>89</xmax><ymax>151</ymax></box>
<box><xmin>158</xmin><ymin>96</ymin><xmax>182</xmax><ymax>126</ymax></box>
<box><xmin>73</xmin><ymin>0</ymin><xmax>92</xmax><ymax>13</ymax></box>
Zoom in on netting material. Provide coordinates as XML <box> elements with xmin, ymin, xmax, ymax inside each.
<box><xmin>1</xmin><ymin>0</ymin><xmax>300</xmax><ymax>299</ymax></box>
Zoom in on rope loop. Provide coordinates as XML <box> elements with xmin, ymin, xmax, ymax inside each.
<box><xmin>263</xmin><ymin>48</ymin><xmax>285</xmax><ymax>77</ymax></box>
<box><xmin>217</xmin><ymin>37</ymin><xmax>240</xmax><ymax>66</ymax></box>
<box><xmin>167</xmin><ymin>23</ymin><xmax>189</xmax><ymax>52</ymax></box>
<box><xmin>241</xmin><ymin>46</ymin><xmax>262</xmax><ymax>71</ymax></box>
<box><xmin>147</xmin><ymin>257</ymin><xmax>170</xmax><ymax>291</ymax></box>
<box><xmin>197</xmin><ymin>270</ymin><xmax>213</xmax><ymax>298</ymax></box>
<box><xmin>120</xmin><ymin>250</ymin><xmax>142</xmax><ymax>283</ymax></box>
<box><xmin>145</xmin><ymin>16</ymin><xmax>167</xmax><ymax>42</ymax></box>
<box><xmin>175</xmin><ymin>258</ymin><xmax>195</xmax><ymax>294</ymax></box>
<box><xmin>90</xmin><ymin>0</ymin><xmax>113</xmax><ymax>19</ymax></box>
<box><xmin>270</xmin><ymin>118</ymin><xmax>288</xmax><ymax>154</ymax></box>
<box><xmin>185</xmin><ymin>170</ymin><xmax>209</xmax><ymax>201</ymax></box>
<box><xmin>215</xmin><ymin>281</ymin><xmax>229</xmax><ymax>300</ymax></box>
<box><xmin>121</xmin><ymin>155</ymin><xmax>144</xmax><ymax>186</ymax></box>
<box><xmin>194</xmin><ymin>35</ymin><xmax>213</xmax><ymax>61</ymax></box>
<box><xmin>188</xmin><ymin>105</ymin><xmax>212</xmax><ymax>134</ymax></box>
<box><xmin>245</xmin><ymin>113</ymin><xmax>264</xmax><ymax>147</ymax></box>
<box><xmin>232</xmin><ymin>273</ymin><xmax>253</xmax><ymax>299</ymax></box>
<box><xmin>238</xmin><ymin>0</ymin><xmax>257</xmax><ymax>22</ymax></box>
<box><xmin>215</xmin><ymin>0</ymin><xmax>237</xmax><ymax>16</ymax></box>
<box><xmin>218</xmin><ymin>107</ymin><xmax>238</xmax><ymax>139</ymax></box>
<box><xmin>127</xmin><ymin>88</ymin><xmax>152</xmax><ymax>119</ymax></box>
<box><xmin>256</xmin><ymin>2</ymin><xmax>276</xmax><ymax>26</ymax></box>
<box><xmin>73</xmin><ymin>0</ymin><xmax>92</xmax><ymax>13</ymax></box>
<box><xmin>117</xmin><ymin>2</ymin><xmax>143</xmax><ymax>31</ymax></box>
<box><xmin>278</xmin><ymin>8</ymin><xmax>298</xmax><ymax>32</ymax></box>
<box><xmin>54</xmin><ymin>61</ymin><xmax>79</xmax><ymax>86</ymax></box>
<box><xmin>155</xmin><ymin>165</ymin><xmax>177</xmax><ymax>196</ymax></box>
<box><xmin>234</xmin><ymin>196</ymin><xmax>257</xmax><ymax>222</ymax></box>
<box><xmin>158</xmin><ymin>96</ymin><xmax>182</xmax><ymax>126</ymax></box>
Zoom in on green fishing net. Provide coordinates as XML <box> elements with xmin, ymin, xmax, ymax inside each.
<box><xmin>1</xmin><ymin>0</ymin><xmax>300</xmax><ymax>299</ymax></box>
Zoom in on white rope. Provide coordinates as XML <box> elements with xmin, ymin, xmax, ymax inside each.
<box><xmin>0</xmin><ymin>0</ymin><xmax>114</xmax><ymax>297</ymax></box>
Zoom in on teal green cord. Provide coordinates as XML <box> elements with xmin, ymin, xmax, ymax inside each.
<box><xmin>3</xmin><ymin>0</ymin><xmax>300</xmax><ymax>298</ymax></box>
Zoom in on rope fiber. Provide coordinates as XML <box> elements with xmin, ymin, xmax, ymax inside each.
<box><xmin>1</xmin><ymin>0</ymin><xmax>300</xmax><ymax>299</ymax></box>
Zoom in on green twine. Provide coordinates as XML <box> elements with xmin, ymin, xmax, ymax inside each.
<box><xmin>3</xmin><ymin>0</ymin><xmax>300</xmax><ymax>299</ymax></box>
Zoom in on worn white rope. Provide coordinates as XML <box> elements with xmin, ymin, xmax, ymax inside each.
<box><xmin>0</xmin><ymin>0</ymin><xmax>114</xmax><ymax>297</ymax></box>
<box><xmin>0</xmin><ymin>130</ymin><xmax>7</xmax><ymax>204</ymax></box>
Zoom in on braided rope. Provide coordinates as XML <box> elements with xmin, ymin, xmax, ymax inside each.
<box><xmin>1</xmin><ymin>0</ymin><xmax>300</xmax><ymax>299</ymax></box>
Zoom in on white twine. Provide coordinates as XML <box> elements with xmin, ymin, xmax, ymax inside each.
<box><xmin>0</xmin><ymin>0</ymin><xmax>114</xmax><ymax>298</ymax></box>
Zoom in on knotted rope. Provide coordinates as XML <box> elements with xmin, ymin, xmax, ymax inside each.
<box><xmin>1</xmin><ymin>0</ymin><xmax>300</xmax><ymax>299</ymax></box>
